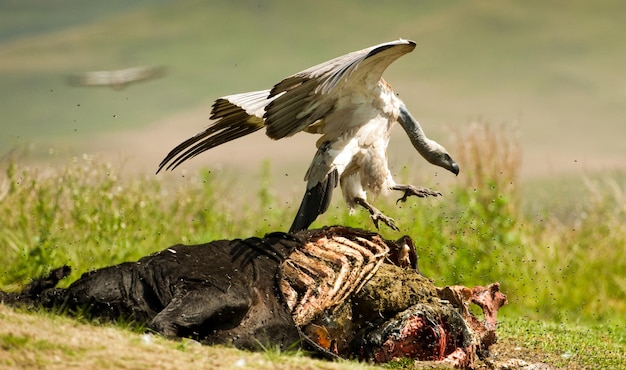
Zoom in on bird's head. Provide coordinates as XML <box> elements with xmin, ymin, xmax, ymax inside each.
<box><xmin>423</xmin><ymin>139</ymin><xmax>460</xmax><ymax>176</ymax></box>
<box><xmin>397</xmin><ymin>103</ymin><xmax>460</xmax><ymax>176</ymax></box>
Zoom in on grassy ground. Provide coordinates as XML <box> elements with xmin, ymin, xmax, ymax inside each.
<box><xmin>0</xmin><ymin>305</ymin><xmax>373</xmax><ymax>370</ymax></box>
<box><xmin>1</xmin><ymin>125</ymin><xmax>624</xmax><ymax>368</ymax></box>
<box><xmin>1</xmin><ymin>305</ymin><xmax>624</xmax><ymax>369</ymax></box>
<box><xmin>493</xmin><ymin>319</ymin><xmax>626</xmax><ymax>369</ymax></box>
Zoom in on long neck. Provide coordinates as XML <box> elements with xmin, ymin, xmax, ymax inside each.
<box><xmin>397</xmin><ymin>104</ymin><xmax>440</xmax><ymax>165</ymax></box>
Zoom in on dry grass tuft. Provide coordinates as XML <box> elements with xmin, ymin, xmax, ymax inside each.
<box><xmin>451</xmin><ymin>121</ymin><xmax>522</xmax><ymax>211</ymax></box>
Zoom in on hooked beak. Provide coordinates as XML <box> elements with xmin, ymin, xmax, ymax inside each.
<box><xmin>451</xmin><ymin>162</ymin><xmax>460</xmax><ymax>176</ymax></box>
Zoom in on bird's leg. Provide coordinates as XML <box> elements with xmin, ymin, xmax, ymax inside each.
<box><xmin>354</xmin><ymin>197</ymin><xmax>399</xmax><ymax>231</ymax></box>
<box><xmin>391</xmin><ymin>184</ymin><xmax>442</xmax><ymax>204</ymax></box>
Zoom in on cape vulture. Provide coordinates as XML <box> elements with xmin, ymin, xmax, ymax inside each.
<box><xmin>158</xmin><ymin>39</ymin><xmax>459</xmax><ymax>231</ymax></box>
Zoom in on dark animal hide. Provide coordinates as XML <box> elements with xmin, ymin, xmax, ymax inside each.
<box><xmin>0</xmin><ymin>227</ymin><xmax>402</xmax><ymax>351</ymax></box>
<box><xmin>1</xmin><ymin>232</ymin><xmax>303</xmax><ymax>350</ymax></box>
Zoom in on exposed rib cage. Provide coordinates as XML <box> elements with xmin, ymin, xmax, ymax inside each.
<box><xmin>281</xmin><ymin>228</ymin><xmax>389</xmax><ymax>326</ymax></box>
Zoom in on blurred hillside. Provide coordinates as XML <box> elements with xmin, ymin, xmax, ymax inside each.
<box><xmin>1</xmin><ymin>0</ymin><xmax>624</xmax><ymax>181</ymax></box>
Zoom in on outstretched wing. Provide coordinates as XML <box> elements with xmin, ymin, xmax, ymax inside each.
<box><xmin>157</xmin><ymin>40</ymin><xmax>416</xmax><ymax>173</ymax></box>
<box><xmin>157</xmin><ymin>90</ymin><xmax>274</xmax><ymax>172</ymax></box>
<box><xmin>264</xmin><ymin>39</ymin><xmax>416</xmax><ymax>139</ymax></box>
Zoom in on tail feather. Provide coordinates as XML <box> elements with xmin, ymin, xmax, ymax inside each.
<box><xmin>289</xmin><ymin>169</ymin><xmax>338</xmax><ymax>233</ymax></box>
<box><xmin>157</xmin><ymin>90</ymin><xmax>272</xmax><ymax>173</ymax></box>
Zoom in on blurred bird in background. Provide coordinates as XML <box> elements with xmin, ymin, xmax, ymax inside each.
<box><xmin>68</xmin><ymin>65</ymin><xmax>166</xmax><ymax>89</ymax></box>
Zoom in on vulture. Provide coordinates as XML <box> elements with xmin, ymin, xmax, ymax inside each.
<box><xmin>158</xmin><ymin>39</ymin><xmax>459</xmax><ymax>232</ymax></box>
<box><xmin>68</xmin><ymin>66</ymin><xmax>166</xmax><ymax>89</ymax></box>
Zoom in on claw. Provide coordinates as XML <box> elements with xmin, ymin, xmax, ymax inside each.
<box><xmin>371</xmin><ymin>213</ymin><xmax>398</xmax><ymax>231</ymax></box>
<box><xmin>393</xmin><ymin>185</ymin><xmax>442</xmax><ymax>204</ymax></box>
<box><xmin>354</xmin><ymin>197</ymin><xmax>399</xmax><ymax>231</ymax></box>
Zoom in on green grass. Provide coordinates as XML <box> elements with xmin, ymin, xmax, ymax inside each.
<box><xmin>497</xmin><ymin>319</ymin><xmax>626</xmax><ymax>369</ymax></box>
<box><xmin>1</xmin><ymin>124</ymin><xmax>624</xmax><ymax>368</ymax></box>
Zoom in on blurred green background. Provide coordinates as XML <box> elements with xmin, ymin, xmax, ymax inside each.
<box><xmin>1</xmin><ymin>0</ymin><xmax>624</xmax><ymax>181</ymax></box>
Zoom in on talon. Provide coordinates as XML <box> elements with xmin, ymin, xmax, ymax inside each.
<box><xmin>396</xmin><ymin>192</ymin><xmax>409</xmax><ymax>204</ymax></box>
<box><xmin>354</xmin><ymin>197</ymin><xmax>399</xmax><ymax>231</ymax></box>
<box><xmin>393</xmin><ymin>184</ymin><xmax>441</xmax><ymax>203</ymax></box>
<box><xmin>371</xmin><ymin>213</ymin><xmax>398</xmax><ymax>231</ymax></box>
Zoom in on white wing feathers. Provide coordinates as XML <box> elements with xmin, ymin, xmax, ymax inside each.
<box><xmin>264</xmin><ymin>40</ymin><xmax>416</xmax><ymax>139</ymax></box>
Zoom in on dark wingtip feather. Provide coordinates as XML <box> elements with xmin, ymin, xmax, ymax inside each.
<box><xmin>156</xmin><ymin>122</ymin><xmax>263</xmax><ymax>174</ymax></box>
<box><xmin>288</xmin><ymin>169</ymin><xmax>338</xmax><ymax>233</ymax></box>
